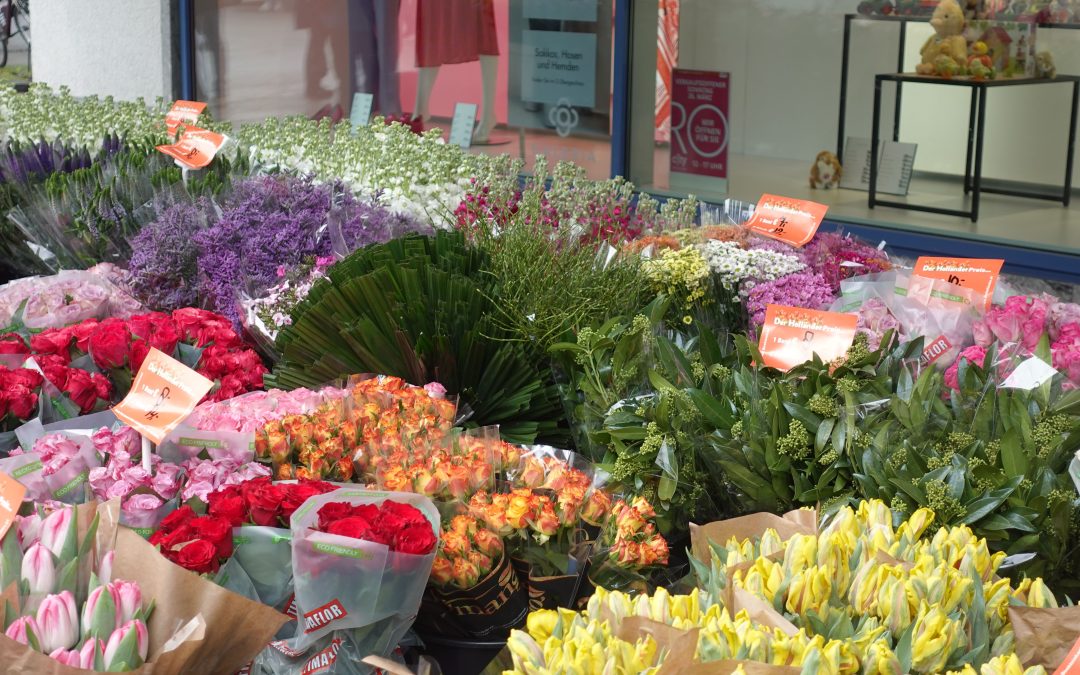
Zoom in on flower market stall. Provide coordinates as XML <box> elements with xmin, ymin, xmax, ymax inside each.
<box><xmin>0</xmin><ymin>84</ymin><xmax>1076</xmax><ymax>674</ymax></box>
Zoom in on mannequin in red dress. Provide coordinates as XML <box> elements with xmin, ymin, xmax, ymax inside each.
<box><xmin>413</xmin><ymin>0</ymin><xmax>500</xmax><ymax>141</ymax></box>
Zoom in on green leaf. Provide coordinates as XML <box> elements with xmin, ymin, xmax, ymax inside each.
<box><xmin>980</xmin><ymin>512</ymin><xmax>1037</xmax><ymax>532</ymax></box>
<box><xmin>895</xmin><ymin>622</ymin><xmax>915</xmax><ymax>674</ymax></box>
<box><xmin>999</xmin><ymin>430</ymin><xmax>1028</xmax><ymax>478</ymax></box>
<box><xmin>648</xmin><ymin>370</ymin><xmax>678</xmax><ymax>393</ymax></box>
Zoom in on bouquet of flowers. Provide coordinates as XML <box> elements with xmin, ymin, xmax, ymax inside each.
<box><xmin>250</xmin><ymin>488</ymin><xmax>439</xmax><ymax>674</ymax></box>
<box><xmin>0</xmin><ymin>361</ymin><xmax>43</xmax><ymax>450</ymax></box>
<box><xmin>0</xmin><ymin>269</ymin><xmax>142</xmax><ymax>332</ymax></box>
<box><xmin>2</xmin><ymin>431</ymin><xmax>101</xmax><ymax>505</ymax></box>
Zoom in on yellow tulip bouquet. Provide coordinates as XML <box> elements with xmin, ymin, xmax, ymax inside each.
<box><xmin>504</xmin><ymin>499</ymin><xmax>1061</xmax><ymax>675</ymax></box>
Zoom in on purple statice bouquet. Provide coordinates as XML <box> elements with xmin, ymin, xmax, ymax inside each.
<box><xmin>745</xmin><ymin>271</ymin><xmax>835</xmax><ymax>335</ymax></box>
<box><xmin>192</xmin><ymin>175</ymin><xmax>426</xmax><ymax>327</ymax></box>
<box><xmin>127</xmin><ymin>197</ymin><xmax>211</xmax><ymax>311</ymax></box>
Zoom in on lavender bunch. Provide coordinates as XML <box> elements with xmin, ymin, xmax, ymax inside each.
<box><xmin>194</xmin><ymin>174</ymin><xmax>424</xmax><ymax>326</ymax></box>
<box><xmin>127</xmin><ymin>197</ymin><xmax>212</xmax><ymax>311</ymax></box>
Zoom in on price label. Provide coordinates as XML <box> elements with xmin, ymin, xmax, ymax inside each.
<box><xmin>112</xmin><ymin>348</ymin><xmax>214</xmax><ymax>445</ymax></box>
<box><xmin>913</xmin><ymin>257</ymin><xmax>1003</xmax><ymax>310</ymax></box>
<box><xmin>758</xmin><ymin>305</ymin><xmax>858</xmax><ymax>371</ymax></box>
<box><xmin>156</xmin><ymin>126</ymin><xmax>228</xmax><ymax>170</ymax></box>
<box><xmin>165</xmin><ymin>100</ymin><xmax>207</xmax><ymax>137</ymax></box>
<box><xmin>448</xmin><ymin>102</ymin><xmax>478</xmax><ymax>150</ymax></box>
<box><xmin>0</xmin><ymin>470</ymin><xmax>26</xmax><ymax>542</ymax></box>
<box><xmin>745</xmin><ymin>194</ymin><xmax>829</xmax><ymax>247</ymax></box>
<box><xmin>350</xmin><ymin>93</ymin><xmax>374</xmax><ymax>130</ymax></box>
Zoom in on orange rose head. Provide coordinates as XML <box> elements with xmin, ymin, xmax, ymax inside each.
<box><xmin>295</xmin><ymin>466</ymin><xmax>316</xmax><ymax>481</ymax></box>
<box><xmin>254</xmin><ymin>430</ymin><xmax>270</xmax><ymax>458</ymax></box>
<box><xmin>532</xmin><ymin>500</ymin><xmax>560</xmax><ymax>538</ymax></box>
<box><xmin>381</xmin><ymin>465</ymin><xmax>409</xmax><ymax>492</ymax></box>
<box><xmin>557</xmin><ymin>485</ymin><xmax>586</xmax><ymax>523</ymax></box>
<box><xmin>268</xmin><ymin>431</ymin><xmax>291</xmax><ymax>464</ymax></box>
<box><xmin>449</xmin><ymin>515</ymin><xmax>478</xmax><ymax>537</ymax></box>
<box><xmin>469</xmin><ymin>462</ymin><xmax>493</xmax><ymax>492</ymax></box>
<box><xmin>644</xmin><ymin>535</ymin><xmax>670</xmax><ymax>566</ymax></box>
<box><xmin>451</xmin><ymin>557</ymin><xmax>480</xmax><ymax>588</ymax></box>
<box><xmin>412</xmin><ymin>467</ymin><xmax>442</xmax><ymax>497</ymax></box>
<box><xmin>467</xmin><ymin>550</ymin><xmax>494</xmax><ymax>576</ymax></box>
<box><xmin>481</xmin><ymin>505</ymin><xmax>511</xmax><ymax>535</ymax></box>
<box><xmin>435</xmin><ymin>399</ymin><xmax>456</xmax><ymax>421</ymax></box>
<box><xmin>542</xmin><ymin>463</ymin><xmax>569</xmax><ymax>491</ymax></box>
<box><xmin>441</xmin><ymin>530</ymin><xmax>469</xmax><ymax>558</ymax></box>
<box><xmin>308</xmin><ymin>455</ymin><xmax>331</xmax><ymax>478</ymax></box>
<box><xmin>472</xmin><ymin>528</ymin><xmax>504</xmax><ymax>559</ymax></box>
<box><xmin>431</xmin><ymin>555</ymin><xmax>454</xmax><ymax>586</ymax></box>
<box><xmin>275</xmin><ymin>463</ymin><xmax>296</xmax><ymax>481</ymax></box>
<box><xmin>581</xmin><ymin>490</ymin><xmax>612</xmax><ymax>526</ymax></box>
<box><xmin>505</xmin><ymin>493</ymin><xmax>536</xmax><ymax>531</ymax></box>
<box><xmin>518</xmin><ymin>457</ymin><xmax>546</xmax><ymax>488</ymax></box>
<box><xmin>335</xmin><ymin>457</ymin><xmax>354</xmax><ymax>482</ymax></box>
<box><xmin>629</xmin><ymin>496</ymin><xmax>658</xmax><ymax>520</ymax></box>
<box><xmin>446</xmin><ymin>465</ymin><xmax>470</xmax><ymax>500</ymax></box>
<box><xmin>613</xmin><ymin>500</ymin><xmax>647</xmax><ymax>536</ymax></box>
<box><xmin>497</xmin><ymin>442</ymin><xmax>522</xmax><ymax>469</ymax></box>
<box><xmin>610</xmin><ymin>540</ymin><xmax>639</xmax><ymax>567</ymax></box>
<box><xmin>313</xmin><ymin>425</ymin><xmax>333</xmax><ymax>445</ymax></box>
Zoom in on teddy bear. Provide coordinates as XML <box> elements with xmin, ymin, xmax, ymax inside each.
<box><xmin>1036</xmin><ymin>51</ymin><xmax>1057</xmax><ymax>78</ymax></box>
<box><xmin>917</xmin><ymin>0</ymin><xmax>969</xmax><ymax>76</ymax></box>
<box><xmin>810</xmin><ymin>151</ymin><xmax>842</xmax><ymax>190</ymax></box>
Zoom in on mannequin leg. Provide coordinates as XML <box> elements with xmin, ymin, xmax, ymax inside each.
<box><xmin>414</xmin><ymin>66</ymin><xmax>440</xmax><ymax>123</ymax></box>
<box><xmin>375</xmin><ymin>0</ymin><xmax>402</xmax><ymax>116</ymax></box>
<box><xmin>474</xmin><ymin>55</ymin><xmax>498</xmax><ymax>141</ymax></box>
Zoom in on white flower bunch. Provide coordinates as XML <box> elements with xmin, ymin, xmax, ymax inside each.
<box><xmin>698</xmin><ymin>240</ymin><xmax>805</xmax><ymax>294</ymax></box>
<box><xmin>237</xmin><ymin>116</ymin><xmax>489</xmax><ymax>229</ymax></box>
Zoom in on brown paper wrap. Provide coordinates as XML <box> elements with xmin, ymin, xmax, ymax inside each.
<box><xmin>1010</xmin><ymin>605</ymin><xmax>1080</xmax><ymax>670</ymax></box>
<box><xmin>0</xmin><ymin>506</ymin><xmax>290</xmax><ymax>675</ymax></box>
<box><xmin>672</xmin><ymin>659</ymin><xmax>801</xmax><ymax>674</ymax></box>
<box><xmin>690</xmin><ymin>510</ymin><xmax>816</xmax><ymax>565</ymax></box>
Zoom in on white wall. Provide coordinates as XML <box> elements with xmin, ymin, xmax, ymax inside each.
<box><xmin>32</xmin><ymin>0</ymin><xmax>174</xmax><ymax>101</ymax></box>
<box><xmin>678</xmin><ymin>0</ymin><xmax>1080</xmax><ymax>185</ymax></box>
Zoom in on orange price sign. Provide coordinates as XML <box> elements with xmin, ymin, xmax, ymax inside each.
<box><xmin>913</xmin><ymin>257</ymin><xmax>1004</xmax><ymax>310</ymax></box>
<box><xmin>745</xmin><ymin>194</ymin><xmax>829</xmax><ymax>248</ymax></box>
<box><xmin>112</xmin><ymin>348</ymin><xmax>214</xmax><ymax>445</ymax></box>
<box><xmin>165</xmin><ymin>100</ymin><xmax>207</xmax><ymax>137</ymax></box>
<box><xmin>156</xmin><ymin>126</ymin><xmax>227</xmax><ymax>170</ymax></box>
<box><xmin>0</xmin><ymin>470</ymin><xmax>26</xmax><ymax>542</ymax></box>
<box><xmin>758</xmin><ymin>304</ymin><xmax>858</xmax><ymax>372</ymax></box>
<box><xmin>1056</xmin><ymin>636</ymin><xmax>1080</xmax><ymax>675</ymax></box>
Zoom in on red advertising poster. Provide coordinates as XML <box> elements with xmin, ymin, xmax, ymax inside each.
<box><xmin>670</xmin><ymin>69</ymin><xmax>729</xmax><ymax>179</ymax></box>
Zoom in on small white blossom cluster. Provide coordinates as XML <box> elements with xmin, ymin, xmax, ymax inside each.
<box><xmin>240</xmin><ymin>259</ymin><xmax>333</xmax><ymax>342</ymax></box>
<box><xmin>237</xmin><ymin>116</ymin><xmax>487</xmax><ymax>229</ymax></box>
<box><xmin>697</xmin><ymin>240</ymin><xmax>805</xmax><ymax>294</ymax></box>
<box><xmin>0</xmin><ymin>84</ymin><xmax>227</xmax><ymax>146</ymax></box>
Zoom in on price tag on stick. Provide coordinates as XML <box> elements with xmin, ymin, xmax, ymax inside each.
<box><xmin>449</xmin><ymin>102</ymin><xmax>478</xmax><ymax>149</ymax></box>
<box><xmin>0</xmin><ymin>470</ymin><xmax>26</xmax><ymax>542</ymax></box>
<box><xmin>913</xmin><ymin>257</ymin><xmax>1003</xmax><ymax>311</ymax></box>
<box><xmin>746</xmin><ymin>194</ymin><xmax>829</xmax><ymax>248</ymax></box>
<box><xmin>165</xmin><ymin>100</ymin><xmax>207</xmax><ymax>137</ymax></box>
<box><xmin>350</xmin><ymin>92</ymin><xmax>374</xmax><ymax>129</ymax></box>
<box><xmin>112</xmin><ymin>349</ymin><xmax>214</xmax><ymax>470</ymax></box>
<box><xmin>156</xmin><ymin>126</ymin><xmax>228</xmax><ymax>170</ymax></box>
<box><xmin>758</xmin><ymin>305</ymin><xmax>858</xmax><ymax>371</ymax></box>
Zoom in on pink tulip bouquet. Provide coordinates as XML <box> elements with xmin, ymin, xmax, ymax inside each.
<box><xmin>3</xmin><ymin>505</ymin><xmax>153</xmax><ymax>671</ymax></box>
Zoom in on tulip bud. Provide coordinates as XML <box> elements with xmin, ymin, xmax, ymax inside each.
<box><xmin>37</xmin><ymin>590</ymin><xmax>79</xmax><ymax>653</ymax></box>
<box><xmin>79</xmin><ymin>638</ymin><xmax>103</xmax><ymax>669</ymax></box>
<box><xmin>109</xmin><ymin>580</ymin><xmax>142</xmax><ymax>624</ymax></box>
<box><xmin>98</xmin><ymin>550</ymin><xmax>115</xmax><ymax>585</ymax></box>
<box><xmin>16</xmin><ymin>513</ymin><xmax>43</xmax><ymax>551</ymax></box>
<box><xmin>5</xmin><ymin>615</ymin><xmax>40</xmax><ymax>647</ymax></box>
<box><xmin>1026</xmin><ymin>578</ymin><xmax>1057</xmax><ymax>609</ymax></box>
<box><xmin>103</xmin><ymin>619</ymin><xmax>149</xmax><ymax>670</ymax></box>
<box><xmin>82</xmin><ymin>583</ymin><xmax>119</xmax><ymax>641</ymax></box>
<box><xmin>21</xmin><ymin>543</ymin><xmax>57</xmax><ymax>596</ymax></box>
<box><xmin>49</xmin><ymin>648</ymin><xmax>82</xmax><ymax>667</ymax></box>
<box><xmin>39</xmin><ymin>508</ymin><xmax>74</xmax><ymax>561</ymax></box>
<box><xmin>507</xmin><ymin>629</ymin><xmax>544</xmax><ymax>669</ymax></box>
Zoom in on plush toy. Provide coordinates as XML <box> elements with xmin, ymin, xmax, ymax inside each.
<box><xmin>917</xmin><ymin>0</ymin><xmax>969</xmax><ymax>76</ymax></box>
<box><xmin>810</xmin><ymin>151</ymin><xmax>842</xmax><ymax>190</ymax></box>
<box><xmin>967</xmin><ymin>41</ymin><xmax>995</xmax><ymax>79</ymax></box>
<box><xmin>1036</xmin><ymin>51</ymin><xmax>1057</xmax><ymax>78</ymax></box>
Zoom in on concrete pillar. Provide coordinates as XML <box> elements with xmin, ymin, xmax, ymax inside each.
<box><xmin>31</xmin><ymin>0</ymin><xmax>176</xmax><ymax>101</ymax></box>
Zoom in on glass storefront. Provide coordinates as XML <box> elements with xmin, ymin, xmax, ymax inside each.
<box><xmin>623</xmin><ymin>0</ymin><xmax>1080</xmax><ymax>255</ymax></box>
<box><xmin>193</xmin><ymin>0</ymin><xmax>614</xmax><ymax>179</ymax></box>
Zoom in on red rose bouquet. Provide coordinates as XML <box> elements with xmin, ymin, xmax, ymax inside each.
<box><xmin>0</xmin><ymin>361</ymin><xmax>44</xmax><ymax>437</ymax></box>
<box><xmin>148</xmin><ymin>478</ymin><xmax>338</xmax><ymax>576</ymax></box>
<box><xmin>278</xmin><ymin>488</ymin><xmax>438</xmax><ymax>663</ymax></box>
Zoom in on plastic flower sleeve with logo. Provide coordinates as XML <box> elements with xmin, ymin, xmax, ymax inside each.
<box><xmin>287</xmin><ymin>488</ymin><xmax>440</xmax><ymax>652</ymax></box>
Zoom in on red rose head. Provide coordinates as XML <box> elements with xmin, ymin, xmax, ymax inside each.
<box><xmin>30</xmin><ymin>328</ymin><xmax>73</xmax><ymax>362</ymax></box>
<box><xmin>0</xmin><ymin>332</ymin><xmax>29</xmax><ymax>355</ymax></box>
<box><xmin>189</xmin><ymin>515</ymin><xmax>234</xmax><ymax>560</ymax></box>
<box><xmin>64</xmin><ymin>368</ymin><xmax>103</xmax><ymax>414</ymax></box>
<box><xmin>87</xmin><ymin>318</ymin><xmax>131</xmax><ymax>370</ymax></box>
<box><xmin>173</xmin><ymin>538</ymin><xmax>220</xmax><ymax>574</ymax></box>
<box><xmin>208</xmin><ymin>493</ymin><xmax>246</xmax><ymax>528</ymax></box>
<box><xmin>325</xmin><ymin>516</ymin><xmax>384</xmax><ymax>543</ymax></box>
<box><xmin>394</xmin><ymin>522</ymin><xmax>437</xmax><ymax>555</ymax></box>
<box><xmin>158</xmin><ymin>505</ymin><xmax>197</xmax><ymax>533</ymax></box>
